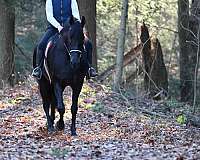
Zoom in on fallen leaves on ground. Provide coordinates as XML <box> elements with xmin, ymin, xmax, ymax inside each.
<box><xmin>0</xmin><ymin>77</ymin><xmax>200</xmax><ymax>160</ymax></box>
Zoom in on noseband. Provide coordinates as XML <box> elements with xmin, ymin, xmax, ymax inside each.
<box><xmin>59</xmin><ymin>21</ymin><xmax>84</xmax><ymax>59</ymax></box>
<box><xmin>63</xmin><ymin>43</ymin><xmax>83</xmax><ymax>59</ymax></box>
<box><xmin>70</xmin><ymin>49</ymin><xmax>82</xmax><ymax>54</ymax></box>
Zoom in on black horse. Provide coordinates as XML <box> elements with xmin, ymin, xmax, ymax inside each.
<box><xmin>33</xmin><ymin>16</ymin><xmax>89</xmax><ymax>136</ymax></box>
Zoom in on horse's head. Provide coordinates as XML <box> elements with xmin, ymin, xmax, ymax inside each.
<box><xmin>62</xmin><ymin>16</ymin><xmax>85</xmax><ymax>70</ymax></box>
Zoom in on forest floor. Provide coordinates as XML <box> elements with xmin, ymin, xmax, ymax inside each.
<box><xmin>0</xmin><ymin>77</ymin><xmax>200</xmax><ymax>160</ymax></box>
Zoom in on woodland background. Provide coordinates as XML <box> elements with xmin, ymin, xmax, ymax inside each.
<box><xmin>0</xmin><ymin>0</ymin><xmax>200</xmax><ymax>159</ymax></box>
<box><xmin>1</xmin><ymin>0</ymin><xmax>199</xmax><ymax>105</ymax></box>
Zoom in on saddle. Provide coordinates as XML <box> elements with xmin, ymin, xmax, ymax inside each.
<box><xmin>44</xmin><ymin>40</ymin><xmax>53</xmax><ymax>83</ymax></box>
<box><xmin>43</xmin><ymin>34</ymin><xmax>61</xmax><ymax>83</ymax></box>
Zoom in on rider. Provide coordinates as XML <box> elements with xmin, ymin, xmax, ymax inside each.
<box><xmin>32</xmin><ymin>0</ymin><xmax>97</xmax><ymax>79</ymax></box>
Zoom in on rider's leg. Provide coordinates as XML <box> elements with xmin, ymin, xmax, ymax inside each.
<box><xmin>32</xmin><ymin>28</ymin><xmax>57</xmax><ymax>79</ymax></box>
<box><xmin>84</xmin><ymin>39</ymin><xmax>97</xmax><ymax>78</ymax></box>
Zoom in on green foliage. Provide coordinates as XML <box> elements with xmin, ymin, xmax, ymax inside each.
<box><xmin>176</xmin><ymin>114</ymin><xmax>187</xmax><ymax>125</ymax></box>
<box><xmin>15</xmin><ymin>0</ymin><xmax>178</xmax><ymax>75</ymax></box>
<box><xmin>97</xmin><ymin>0</ymin><xmax>177</xmax><ymax>73</ymax></box>
<box><xmin>15</xmin><ymin>0</ymin><xmax>46</xmax><ymax>74</ymax></box>
<box><xmin>14</xmin><ymin>0</ymin><xmax>198</xmax><ymax>104</ymax></box>
<box><xmin>83</xmin><ymin>101</ymin><xmax>105</xmax><ymax>113</ymax></box>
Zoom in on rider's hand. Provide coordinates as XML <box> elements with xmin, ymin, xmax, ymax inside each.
<box><xmin>58</xmin><ymin>25</ymin><xmax>63</xmax><ymax>33</ymax></box>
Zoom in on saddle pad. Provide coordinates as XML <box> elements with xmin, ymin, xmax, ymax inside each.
<box><xmin>44</xmin><ymin>41</ymin><xmax>53</xmax><ymax>83</ymax></box>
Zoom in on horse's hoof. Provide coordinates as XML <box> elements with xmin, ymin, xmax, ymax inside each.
<box><xmin>71</xmin><ymin>130</ymin><xmax>77</xmax><ymax>136</ymax></box>
<box><xmin>47</xmin><ymin>127</ymin><xmax>55</xmax><ymax>134</ymax></box>
<box><xmin>56</xmin><ymin>120</ymin><xmax>65</xmax><ymax>131</ymax></box>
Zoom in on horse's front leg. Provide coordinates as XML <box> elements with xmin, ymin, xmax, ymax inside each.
<box><xmin>54</xmin><ymin>82</ymin><xmax>65</xmax><ymax>131</ymax></box>
<box><xmin>71</xmin><ymin>84</ymin><xmax>83</xmax><ymax>136</ymax></box>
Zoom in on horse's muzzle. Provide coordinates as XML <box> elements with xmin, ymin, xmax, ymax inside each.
<box><xmin>70</xmin><ymin>51</ymin><xmax>81</xmax><ymax>71</ymax></box>
<box><xmin>71</xmin><ymin>63</ymin><xmax>79</xmax><ymax>71</ymax></box>
<box><xmin>70</xmin><ymin>58</ymin><xmax>80</xmax><ymax>71</ymax></box>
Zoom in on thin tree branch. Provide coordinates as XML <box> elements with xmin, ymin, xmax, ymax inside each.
<box><xmin>193</xmin><ymin>23</ymin><xmax>200</xmax><ymax>113</ymax></box>
<box><xmin>181</xmin><ymin>22</ymin><xmax>197</xmax><ymax>39</ymax></box>
<box><xmin>15</xmin><ymin>42</ymin><xmax>32</xmax><ymax>63</ymax></box>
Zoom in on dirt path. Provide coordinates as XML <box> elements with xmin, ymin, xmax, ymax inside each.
<box><xmin>0</xmin><ymin>80</ymin><xmax>200</xmax><ymax>160</ymax></box>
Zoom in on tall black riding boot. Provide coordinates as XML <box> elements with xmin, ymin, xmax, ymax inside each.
<box><xmin>87</xmin><ymin>51</ymin><xmax>97</xmax><ymax>78</ymax></box>
<box><xmin>88</xmin><ymin>65</ymin><xmax>98</xmax><ymax>78</ymax></box>
<box><xmin>32</xmin><ymin>49</ymin><xmax>44</xmax><ymax>80</ymax></box>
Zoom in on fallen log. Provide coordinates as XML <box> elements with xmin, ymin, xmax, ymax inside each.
<box><xmin>97</xmin><ymin>44</ymin><xmax>142</xmax><ymax>82</ymax></box>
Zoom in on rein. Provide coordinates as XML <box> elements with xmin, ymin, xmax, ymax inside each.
<box><xmin>61</xmin><ymin>36</ymin><xmax>83</xmax><ymax>59</ymax></box>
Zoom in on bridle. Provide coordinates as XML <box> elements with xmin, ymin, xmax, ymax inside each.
<box><xmin>63</xmin><ymin>42</ymin><xmax>83</xmax><ymax>60</ymax></box>
<box><xmin>60</xmin><ymin>20</ymin><xmax>84</xmax><ymax>59</ymax></box>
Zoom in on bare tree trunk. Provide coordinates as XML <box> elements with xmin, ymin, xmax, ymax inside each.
<box><xmin>135</xmin><ymin>5</ymin><xmax>139</xmax><ymax>46</ymax></box>
<box><xmin>113</xmin><ymin>0</ymin><xmax>129</xmax><ymax>91</ymax></box>
<box><xmin>178</xmin><ymin>0</ymin><xmax>191</xmax><ymax>102</ymax></box>
<box><xmin>77</xmin><ymin>0</ymin><xmax>97</xmax><ymax>70</ymax></box>
<box><xmin>188</xmin><ymin>0</ymin><xmax>200</xmax><ymax>111</ymax></box>
<box><xmin>0</xmin><ymin>1</ymin><xmax>15</xmax><ymax>88</ymax></box>
<box><xmin>178</xmin><ymin>0</ymin><xmax>200</xmax><ymax>104</ymax></box>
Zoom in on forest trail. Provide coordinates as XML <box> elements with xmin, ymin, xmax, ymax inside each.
<box><xmin>0</xmin><ymin>78</ymin><xmax>200</xmax><ymax>160</ymax></box>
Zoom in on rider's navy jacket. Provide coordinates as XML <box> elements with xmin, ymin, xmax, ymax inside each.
<box><xmin>52</xmin><ymin>0</ymin><xmax>72</xmax><ymax>26</ymax></box>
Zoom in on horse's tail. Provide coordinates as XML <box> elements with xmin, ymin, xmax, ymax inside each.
<box><xmin>33</xmin><ymin>47</ymin><xmax>37</xmax><ymax>68</ymax></box>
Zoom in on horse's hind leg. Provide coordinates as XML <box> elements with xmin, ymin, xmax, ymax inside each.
<box><xmin>39</xmin><ymin>80</ymin><xmax>55</xmax><ymax>134</ymax></box>
<box><xmin>42</xmin><ymin>100</ymin><xmax>55</xmax><ymax>133</ymax></box>
<box><xmin>50</xmin><ymin>102</ymin><xmax>56</xmax><ymax>126</ymax></box>
<box><xmin>54</xmin><ymin>82</ymin><xmax>65</xmax><ymax>131</ymax></box>
<box><xmin>50</xmin><ymin>92</ymin><xmax>56</xmax><ymax>125</ymax></box>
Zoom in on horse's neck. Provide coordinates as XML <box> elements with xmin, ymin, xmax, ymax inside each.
<box><xmin>55</xmin><ymin>37</ymin><xmax>65</xmax><ymax>50</ymax></box>
<box><xmin>54</xmin><ymin>38</ymin><xmax>71</xmax><ymax>60</ymax></box>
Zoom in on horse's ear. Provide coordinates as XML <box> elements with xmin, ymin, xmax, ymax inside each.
<box><xmin>70</xmin><ymin>16</ymin><xmax>75</xmax><ymax>25</ymax></box>
<box><xmin>81</xmin><ymin>16</ymin><xmax>86</xmax><ymax>28</ymax></box>
<box><xmin>64</xmin><ymin>16</ymin><xmax>74</xmax><ymax>28</ymax></box>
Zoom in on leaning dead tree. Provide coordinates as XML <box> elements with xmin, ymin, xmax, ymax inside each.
<box><xmin>97</xmin><ymin>44</ymin><xmax>142</xmax><ymax>82</ymax></box>
<box><xmin>140</xmin><ymin>22</ymin><xmax>168</xmax><ymax>99</ymax></box>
